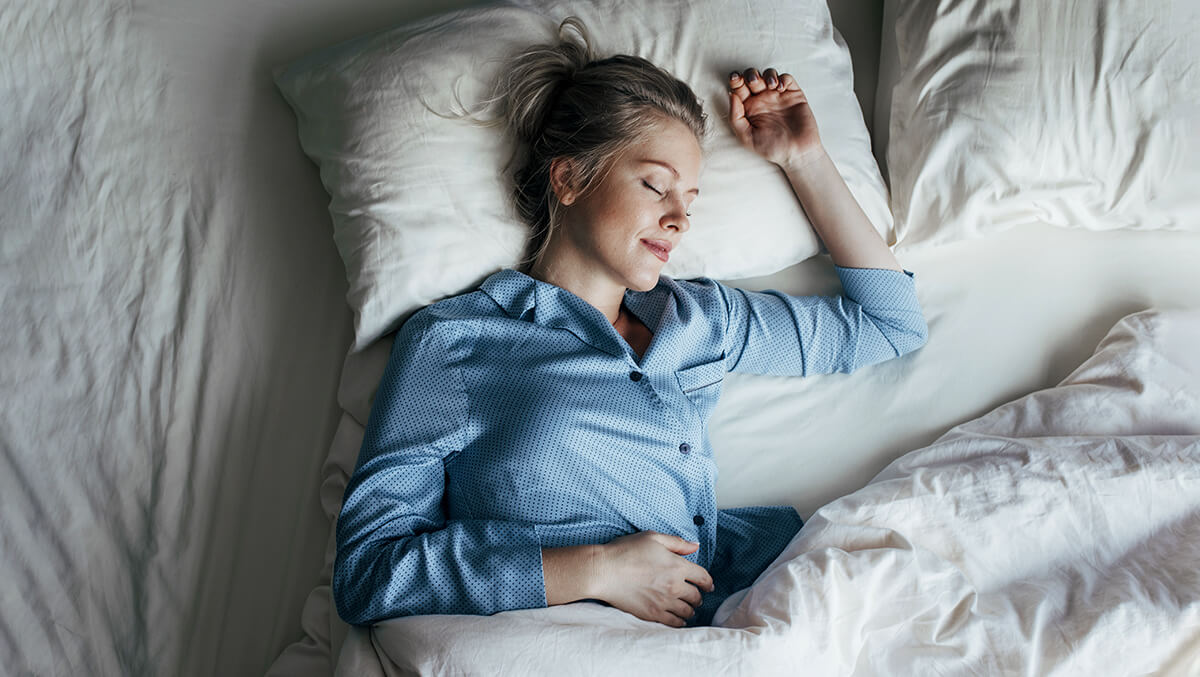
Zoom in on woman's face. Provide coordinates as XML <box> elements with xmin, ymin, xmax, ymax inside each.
<box><xmin>555</xmin><ymin>117</ymin><xmax>703</xmax><ymax>293</ymax></box>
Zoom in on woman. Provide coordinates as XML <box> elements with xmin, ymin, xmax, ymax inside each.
<box><xmin>333</xmin><ymin>19</ymin><xmax>927</xmax><ymax>629</ymax></box>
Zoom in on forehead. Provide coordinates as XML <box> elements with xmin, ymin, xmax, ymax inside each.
<box><xmin>628</xmin><ymin>118</ymin><xmax>703</xmax><ymax>180</ymax></box>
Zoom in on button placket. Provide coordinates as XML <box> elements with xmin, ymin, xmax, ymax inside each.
<box><xmin>624</xmin><ymin>359</ymin><xmax>692</xmax><ymax>455</ymax></box>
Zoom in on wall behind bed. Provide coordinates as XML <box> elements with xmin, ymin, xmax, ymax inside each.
<box><xmin>826</xmin><ymin>0</ymin><xmax>883</xmax><ymax>151</ymax></box>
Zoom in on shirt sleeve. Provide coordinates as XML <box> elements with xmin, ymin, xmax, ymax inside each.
<box><xmin>716</xmin><ymin>265</ymin><xmax>928</xmax><ymax>376</ymax></box>
<box><xmin>332</xmin><ymin>312</ymin><xmax>545</xmax><ymax>626</ymax></box>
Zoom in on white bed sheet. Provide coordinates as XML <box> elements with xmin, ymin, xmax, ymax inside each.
<box><xmin>1</xmin><ymin>0</ymin><xmax>406</xmax><ymax>674</ymax></box>
<box><xmin>712</xmin><ymin>222</ymin><xmax>1200</xmax><ymax>515</ymax></box>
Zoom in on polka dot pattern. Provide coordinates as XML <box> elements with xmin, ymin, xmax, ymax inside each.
<box><xmin>333</xmin><ymin>266</ymin><xmax>927</xmax><ymax>626</ymax></box>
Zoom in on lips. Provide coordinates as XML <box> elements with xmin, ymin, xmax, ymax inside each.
<box><xmin>641</xmin><ymin>239</ymin><xmax>671</xmax><ymax>262</ymax></box>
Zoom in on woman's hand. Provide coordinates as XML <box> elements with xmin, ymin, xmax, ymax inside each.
<box><xmin>592</xmin><ymin>531</ymin><xmax>715</xmax><ymax>627</ymax></box>
<box><xmin>728</xmin><ymin>67</ymin><xmax>822</xmax><ymax>168</ymax></box>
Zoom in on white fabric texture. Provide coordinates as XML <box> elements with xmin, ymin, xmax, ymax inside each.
<box><xmin>884</xmin><ymin>0</ymin><xmax>1200</xmax><ymax>250</ymax></box>
<box><xmin>274</xmin><ymin>0</ymin><xmax>892</xmax><ymax>351</ymax></box>
<box><xmin>0</xmin><ymin>0</ymin><xmax>352</xmax><ymax>674</ymax></box>
<box><xmin>331</xmin><ymin>308</ymin><xmax>1200</xmax><ymax>675</ymax></box>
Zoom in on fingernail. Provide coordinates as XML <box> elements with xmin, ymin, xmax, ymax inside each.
<box><xmin>746</xmin><ymin>72</ymin><xmax>758</xmax><ymax>82</ymax></box>
<box><xmin>729</xmin><ymin>71</ymin><xmax>740</xmax><ymax>81</ymax></box>
<box><xmin>766</xmin><ymin>76</ymin><xmax>777</xmax><ymax>87</ymax></box>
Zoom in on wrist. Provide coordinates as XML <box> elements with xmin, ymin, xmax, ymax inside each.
<box><xmin>543</xmin><ymin>544</ymin><xmax>605</xmax><ymax>605</ymax></box>
<box><xmin>582</xmin><ymin>543</ymin><xmax>607</xmax><ymax>601</ymax></box>
<box><xmin>781</xmin><ymin>144</ymin><xmax>829</xmax><ymax>175</ymax></box>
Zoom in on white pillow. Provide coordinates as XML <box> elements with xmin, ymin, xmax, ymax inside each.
<box><xmin>884</xmin><ymin>0</ymin><xmax>1200</xmax><ymax>251</ymax></box>
<box><xmin>275</xmin><ymin>0</ymin><xmax>891</xmax><ymax>351</ymax></box>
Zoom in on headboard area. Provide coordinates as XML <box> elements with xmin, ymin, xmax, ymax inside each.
<box><xmin>826</xmin><ymin>0</ymin><xmax>885</xmax><ymax>153</ymax></box>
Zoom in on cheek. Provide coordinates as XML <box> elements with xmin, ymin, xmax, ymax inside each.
<box><xmin>594</xmin><ymin>190</ymin><xmax>639</xmax><ymax>222</ymax></box>
<box><xmin>584</xmin><ymin>193</ymin><xmax>646</xmax><ymax>240</ymax></box>
<box><xmin>566</xmin><ymin>207</ymin><xmax>624</xmax><ymax>255</ymax></box>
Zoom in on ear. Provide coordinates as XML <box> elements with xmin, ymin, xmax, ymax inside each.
<box><xmin>548</xmin><ymin>157</ymin><xmax>578</xmax><ymax>206</ymax></box>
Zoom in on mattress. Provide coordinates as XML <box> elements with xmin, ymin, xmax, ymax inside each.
<box><xmin>3</xmin><ymin>0</ymin><xmax>1199</xmax><ymax>676</ymax></box>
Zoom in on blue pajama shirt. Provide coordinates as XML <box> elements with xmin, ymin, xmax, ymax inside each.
<box><xmin>334</xmin><ymin>266</ymin><xmax>927</xmax><ymax>627</ymax></box>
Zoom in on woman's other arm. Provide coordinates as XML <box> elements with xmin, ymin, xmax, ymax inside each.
<box><xmin>334</xmin><ymin>316</ymin><xmax>546</xmax><ymax>625</ymax></box>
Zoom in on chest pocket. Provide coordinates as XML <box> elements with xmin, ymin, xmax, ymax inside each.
<box><xmin>675</xmin><ymin>357</ymin><xmax>726</xmax><ymax>417</ymax></box>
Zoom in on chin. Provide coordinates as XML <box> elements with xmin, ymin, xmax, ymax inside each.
<box><xmin>627</xmin><ymin>269</ymin><xmax>663</xmax><ymax>292</ymax></box>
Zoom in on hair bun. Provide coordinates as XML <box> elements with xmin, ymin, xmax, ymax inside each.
<box><xmin>499</xmin><ymin>17</ymin><xmax>596</xmax><ymax>144</ymax></box>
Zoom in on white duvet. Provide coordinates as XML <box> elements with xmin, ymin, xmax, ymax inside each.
<box><xmin>334</xmin><ymin>308</ymin><xmax>1200</xmax><ymax>676</ymax></box>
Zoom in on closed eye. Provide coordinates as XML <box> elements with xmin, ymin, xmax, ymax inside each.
<box><xmin>643</xmin><ymin>178</ymin><xmax>693</xmax><ymax>216</ymax></box>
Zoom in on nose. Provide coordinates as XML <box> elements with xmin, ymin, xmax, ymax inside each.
<box><xmin>661</xmin><ymin>196</ymin><xmax>691</xmax><ymax>233</ymax></box>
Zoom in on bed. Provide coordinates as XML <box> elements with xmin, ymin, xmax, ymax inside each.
<box><xmin>3</xmin><ymin>0</ymin><xmax>1198</xmax><ymax>675</ymax></box>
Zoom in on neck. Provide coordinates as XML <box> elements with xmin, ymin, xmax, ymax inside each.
<box><xmin>529</xmin><ymin>248</ymin><xmax>625</xmax><ymax>325</ymax></box>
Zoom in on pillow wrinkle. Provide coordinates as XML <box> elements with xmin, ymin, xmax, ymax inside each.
<box><xmin>884</xmin><ymin>0</ymin><xmax>1200</xmax><ymax>251</ymax></box>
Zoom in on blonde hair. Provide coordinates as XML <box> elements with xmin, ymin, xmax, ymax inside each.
<box><xmin>492</xmin><ymin>17</ymin><xmax>707</xmax><ymax>270</ymax></box>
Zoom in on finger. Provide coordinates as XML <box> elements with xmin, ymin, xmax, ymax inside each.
<box><xmin>781</xmin><ymin>88</ymin><xmax>808</xmax><ymax>106</ymax></box>
<box><xmin>728</xmin><ymin>93</ymin><xmax>752</xmax><ymax>147</ymax></box>
<box><xmin>649</xmin><ymin>532</ymin><xmax>700</xmax><ymax>555</ymax></box>
<box><xmin>660</xmin><ymin>612</ymin><xmax>686</xmax><ymax>628</ymax></box>
<box><xmin>763</xmin><ymin>68</ymin><xmax>779</xmax><ymax>89</ymax></box>
<box><xmin>727</xmin><ymin>72</ymin><xmax>751</xmax><ymax>102</ymax></box>
<box><xmin>671</xmin><ymin>599</ymin><xmax>697</xmax><ymax>621</ymax></box>
<box><xmin>742</xmin><ymin>67</ymin><xmax>766</xmax><ymax>94</ymax></box>
<box><xmin>681</xmin><ymin>584</ymin><xmax>703</xmax><ymax>608</ymax></box>
<box><xmin>687</xmin><ymin>565</ymin><xmax>715</xmax><ymax>593</ymax></box>
<box><xmin>780</xmin><ymin>73</ymin><xmax>801</xmax><ymax>91</ymax></box>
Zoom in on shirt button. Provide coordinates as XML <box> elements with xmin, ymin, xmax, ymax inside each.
<box><xmin>679</xmin><ymin>442</ymin><xmax>691</xmax><ymax>454</ymax></box>
<box><xmin>693</xmin><ymin>515</ymin><xmax>705</xmax><ymax>526</ymax></box>
<box><xmin>629</xmin><ymin>371</ymin><xmax>643</xmax><ymax>382</ymax></box>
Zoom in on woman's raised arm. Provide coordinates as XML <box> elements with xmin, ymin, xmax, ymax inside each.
<box><xmin>728</xmin><ymin>68</ymin><xmax>902</xmax><ymax>272</ymax></box>
<box><xmin>714</xmin><ymin>68</ymin><xmax>926</xmax><ymax>377</ymax></box>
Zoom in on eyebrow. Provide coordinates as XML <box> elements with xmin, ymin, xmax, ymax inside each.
<box><xmin>639</xmin><ymin>159</ymin><xmax>700</xmax><ymax>195</ymax></box>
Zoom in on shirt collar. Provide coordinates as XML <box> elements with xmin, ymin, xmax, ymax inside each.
<box><xmin>479</xmin><ymin>269</ymin><xmax>538</xmax><ymax>320</ymax></box>
<box><xmin>479</xmin><ymin>268</ymin><xmax>670</xmax><ymax>360</ymax></box>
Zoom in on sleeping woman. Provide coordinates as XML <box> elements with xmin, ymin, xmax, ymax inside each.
<box><xmin>333</xmin><ymin>18</ymin><xmax>927</xmax><ymax>629</ymax></box>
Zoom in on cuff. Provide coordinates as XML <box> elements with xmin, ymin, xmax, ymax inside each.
<box><xmin>833</xmin><ymin>265</ymin><xmax>921</xmax><ymax>310</ymax></box>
